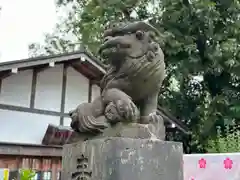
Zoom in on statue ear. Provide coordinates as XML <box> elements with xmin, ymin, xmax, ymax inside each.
<box><xmin>135</xmin><ymin>30</ymin><xmax>144</xmax><ymax>40</ymax></box>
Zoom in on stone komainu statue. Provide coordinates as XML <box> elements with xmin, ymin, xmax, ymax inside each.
<box><xmin>69</xmin><ymin>21</ymin><xmax>166</xmax><ymax>138</ymax></box>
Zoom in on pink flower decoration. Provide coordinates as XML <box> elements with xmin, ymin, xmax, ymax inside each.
<box><xmin>190</xmin><ymin>177</ymin><xmax>195</xmax><ymax>180</ymax></box>
<box><xmin>224</xmin><ymin>157</ymin><xmax>233</xmax><ymax>169</ymax></box>
<box><xmin>198</xmin><ymin>158</ymin><xmax>207</xmax><ymax>169</ymax></box>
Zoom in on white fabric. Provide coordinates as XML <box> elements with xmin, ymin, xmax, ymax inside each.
<box><xmin>184</xmin><ymin>153</ymin><xmax>240</xmax><ymax>180</ymax></box>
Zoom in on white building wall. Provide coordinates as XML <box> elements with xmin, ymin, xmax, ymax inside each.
<box><xmin>0</xmin><ymin>70</ymin><xmax>33</xmax><ymax>107</ymax></box>
<box><xmin>0</xmin><ymin>63</ymin><xmax>93</xmax><ymax>144</ymax></box>
<box><xmin>34</xmin><ymin>64</ymin><xmax>63</xmax><ymax>112</ymax></box>
<box><xmin>0</xmin><ymin>109</ymin><xmax>59</xmax><ymax>144</ymax></box>
<box><xmin>63</xmin><ymin>117</ymin><xmax>72</xmax><ymax>127</ymax></box>
<box><xmin>91</xmin><ymin>84</ymin><xmax>101</xmax><ymax>102</ymax></box>
<box><xmin>65</xmin><ymin>66</ymin><xmax>89</xmax><ymax>113</ymax></box>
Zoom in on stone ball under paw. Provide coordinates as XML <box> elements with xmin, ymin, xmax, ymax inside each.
<box><xmin>104</xmin><ymin>101</ymin><xmax>140</xmax><ymax>123</ymax></box>
<box><xmin>69</xmin><ymin>103</ymin><xmax>108</xmax><ymax>133</ymax></box>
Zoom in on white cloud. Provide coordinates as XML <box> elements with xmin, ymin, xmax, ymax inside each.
<box><xmin>0</xmin><ymin>0</ymin><xmax>57</xmax><ymax>62</ymax></box>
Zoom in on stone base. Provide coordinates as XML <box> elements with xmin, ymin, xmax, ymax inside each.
<box><xmin>62</xmin><ymin>137</ymin><xmax>183</xmax><ymax>180</ymax></box>
<box><xmin>97</xmin><ymin>122</ymin><xmax>165</xmax><ymax>140</ymax></box>
<box><xmin>66</xmin><ymin>122</ymin><xmax>165</xmax><ymax>144</ymax></box>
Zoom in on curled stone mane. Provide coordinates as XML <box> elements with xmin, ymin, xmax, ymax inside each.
<box><xmin>100</xmin><ymin>21</ymin><xmax>165</xmax><ymax>99</ymax></box>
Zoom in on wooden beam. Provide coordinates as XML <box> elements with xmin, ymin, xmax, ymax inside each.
<box><xmin>49</xmin><ymin>62</ymin><xmax>55</xmax><ymax>67</ymax></box>
<box><xmin>80</xmin><ymin>56</ymin><xmax>86</xmax><ymax>62</ymax></box>
<box><xmin>0</xmin><ymin>63</ymin><xmax>56</xmax><ymax>81</ymax></box>
<box><xmin>33</xmin><ymin>62</ymin><xmax>62</xmax><ymax>74</ymax></box>
<box><xmin>71</xmin><ymin>62</ymin><xmax>98</xmax><ymax>80</ymax></box>
<box><xmin>0</xmin><ymin>104</ymin><xmax>69</xmax><ymax>117</ymax></box>
<box><xmin>42</xmin><ymin>124</ymin><xmax>94</xmax><ymax>146</ymax></box>
<box><xmin>60</xmin><ymin>64</ymin><xmax>68</xmax><ymax>125</ymax></box>
<box><xmin>91</xmin><ymin>80</ymin><xmax>101</xmax><ymax>86</ymax></box>
<box><xmin>0</xmin><ymin>65</ymin><xmax>48</xmax><ymax>82</ymax></box>
<box><xmin>35</xmin><ymin>64</ymin><xmax>50</xmax><ymax>73</ymax></box>
<box><xmin>0</xmin><ymin>52</ymin><xmax>88</xmax><ymax>72</ymax></box>
<box><xmin>0</xmin><ymin>70</ymin><xmax>20</xmax><ymax>93</ymax></box>
<box><xmin>0</xmin><ymin>142</ymin><xmax>62</xmax><ymax>157</ymax></box>
<box><xmin>88</xmin><ymin>80</ymin><xmax>92</xmax><ymax>103</ymax></box>
<box><xmin>157</xmin><ymin>105</ymin><xmax>189</xmax><ymax>134</ymax></box>
<box><xmin>30</xmin><ymin>68</ymin><xmax>38</xmax><ymax>108</ymax></box>
<box><xmin>11</xmin><ymin>68</ymin><xmax>18</xmax><ymax>74</ymax></box>
<box><xmin>0</xmin><ymin>79</ymin><xmax>2</xmax><ymax>94</ymax></box>
<box><xmin>0</xmin><ymin>70</ymin><xmax>12</xmax><ymax>80</ymax></box>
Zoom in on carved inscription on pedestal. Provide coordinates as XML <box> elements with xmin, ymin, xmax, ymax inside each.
<box><xmin>71</xmin><ymin>154</ymin><xmax>92</xmax><ymax>180</ymax></box>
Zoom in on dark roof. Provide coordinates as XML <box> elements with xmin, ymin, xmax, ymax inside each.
<box><xmin>0</xmin><ymin>50</ymin><xmax>189</xmax><ymax>134</ymax></box>
<box><xmin>157</xmin><ymin>105</ymin><xmax>189</xmax><ymax>134</ymax></box>
<box><xmin>0</xmin><ymin>50</ymin><xmax>106</xmax><ymax>73</ymax></box>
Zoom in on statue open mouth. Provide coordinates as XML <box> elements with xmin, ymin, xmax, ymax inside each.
<box><xmin>99</xmin><ymin>37</ymin><xmax>131</xmax><ymax>59</ymax></box>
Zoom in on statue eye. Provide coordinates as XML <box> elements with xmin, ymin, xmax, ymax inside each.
<box><xmin>135</xmin><ymin>30</ymin><xmax>144</xmax><ymax>40</ymax></box>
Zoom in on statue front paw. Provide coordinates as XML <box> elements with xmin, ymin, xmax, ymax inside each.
<box><xmin>104</xmin><ymin>99</ymin><xmax>140</xmax><ymax>123</ymax></box>
<box><xmin>69</xmin><ymin>103</ymin><xmax>108</xmax><ymax>134</ymax></box>
<box><xmin>140</xmin><ymin>112</ymin><xmax>163</xmax><ymax>124</ymax></box>
<box><xmin>140</xmin><ymin>113</ymin><xmax>165</xmax><ymax>140</ymax></box>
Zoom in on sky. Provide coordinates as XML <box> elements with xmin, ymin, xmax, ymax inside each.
<box><xmin>0</xmin><ymin>0</ymin><xmax>57</xmax><ymax>62</ymax></box>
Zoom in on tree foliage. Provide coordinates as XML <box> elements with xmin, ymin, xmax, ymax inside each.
<box><xmin>29</xmin><ymin>0</ymin><xmax>240</xmax><ymax>152</ymax></box>
<box><xmin>207</xmin><ymin>124</ymin><xmax>240</xmax><ymax>153</ymax></box>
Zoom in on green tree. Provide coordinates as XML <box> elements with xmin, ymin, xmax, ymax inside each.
<box><xmin>207</xmin><ymin>124</ymin><xmax>240</xmax><ymax>153</ymax></box>
<box><xmin>29</xmin><ymin>0</ymin><xmax>240</xmax><ymax>153</ymax></box>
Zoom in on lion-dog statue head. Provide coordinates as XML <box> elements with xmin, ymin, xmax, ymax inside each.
<box><xmin>99</xmin><ymin>21</ymin><xmax>165</xmax><ymax>101</ymax></box>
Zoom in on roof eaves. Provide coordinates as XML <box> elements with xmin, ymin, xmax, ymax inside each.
<box><xmin>0</xmin><ymin>50</ymin><xmax>106</xmax><ymax>73</ymax></box>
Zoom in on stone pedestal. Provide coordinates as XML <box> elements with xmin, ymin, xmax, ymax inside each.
<box><xmin>62</xmin><ymin>138</ymin><xmax>183</xmax><ymax>180</ymax></box>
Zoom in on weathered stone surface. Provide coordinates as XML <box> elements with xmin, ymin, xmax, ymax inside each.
<box><xmin>97</xmin><ymin>122</ymin><xmax>165</xmax><ymax>140</ymax></box>
<box><xmin>66</xmin><ymin>122</ymin><xmax>165</xmax><ymax>144</ymax></box>
<box><xmin>62</xmin><ymin>138</ymin><xmax>183</xmax><ymax>180</ymax></box>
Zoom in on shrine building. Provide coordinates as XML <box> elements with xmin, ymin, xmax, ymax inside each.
<box><xmin>0</xmin><ymin>49</ymin><xmax>188</xmax><ymax>180</ymax></box>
